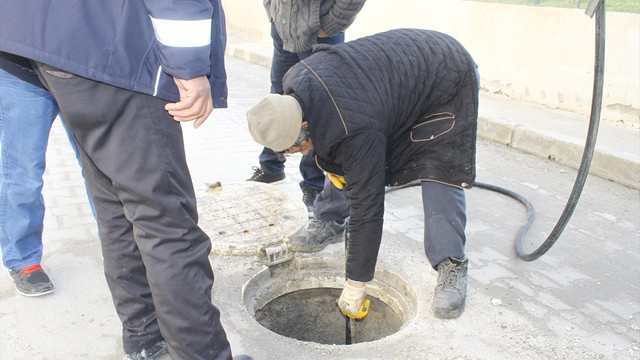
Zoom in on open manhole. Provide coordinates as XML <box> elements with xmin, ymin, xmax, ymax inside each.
<box><xmin>243</xmin><ymin>258</ymin><xmax>417</xmax><ymax>345</ymax></box>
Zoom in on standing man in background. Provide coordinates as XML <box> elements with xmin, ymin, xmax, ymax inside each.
<box><xmin>247</xmin><ymin>0</ymin><xmax>366</xmax><ymax>253</ymax></box>
<box><xmin>0</xmin><ymin>1</ymin><xmax>233</xmax><ymax>358</ymax></box>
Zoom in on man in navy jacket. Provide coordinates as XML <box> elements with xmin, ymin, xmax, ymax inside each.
<box><xmin>0</xmin><ymin>1</ymin><xmax>232</xmax><ymax>358</ymax></box>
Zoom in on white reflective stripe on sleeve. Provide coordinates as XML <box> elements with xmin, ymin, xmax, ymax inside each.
<box><xmin>150</xmin><ymin>17</ymin><xmax>211</xmax><ymax>47</ymax></box>
<box><xmin>153</xmin><ymin>65</ymin><xmax>162</xmax><ymax>96</ymax></box>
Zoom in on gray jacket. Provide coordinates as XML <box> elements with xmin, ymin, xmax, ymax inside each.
<box><xmin>264</xmin><ymin>0</ymin><xmax>365</xmax><ymax>53</ymax></box>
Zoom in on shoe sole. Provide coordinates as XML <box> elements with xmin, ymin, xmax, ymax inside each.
<box><xmin>266</xmin><ymin>179</ymin><xmax>286</xmax><ymax>185</ymax></box>
<box><xmin>247</xmin><ymin>178</ymin><xmax>286</xmax><ymax>185</ymax></box>
<box><xmin>15</xmin><ymin>286</ymin><xmax>55</xmax><ymax>297</ymax></box>
<box><xmin>432</xmin><ymin>304</ymin><xmax>465</xmax><ymax>319</ymax></box>
<box><xmin>289</xmin><ymin>231</ymin><xmax>346</xmax><ymax>253</ymax></box>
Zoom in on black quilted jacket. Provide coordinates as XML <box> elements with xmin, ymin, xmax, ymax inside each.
<box><xmin>283</xmin><ymin>28</ymin><xmax>479</xmax><ymax>282</ymax></box>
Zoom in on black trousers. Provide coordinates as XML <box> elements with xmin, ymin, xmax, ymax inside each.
<box><xmin>422</xmin><ymin>181</ymin><xmax>467</xmax><ymax>268</ymax></box>
<box><xmin>34</xmin><ymin>63</ymin><xmax>232</xmax><ymax>360</ymax></box>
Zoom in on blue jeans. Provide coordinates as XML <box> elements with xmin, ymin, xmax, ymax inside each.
<box><xmin>0</xmin><ymin>67</ymin><xmax>90</xmax><ymax>270</ymax></box>
<box><xmin>259</xmin><ymin>23</ymin><xmax>345</xmax><ymax>191</ymax></box>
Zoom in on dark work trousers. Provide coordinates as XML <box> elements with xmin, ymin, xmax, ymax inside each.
<box><xmin>33</xmin><ymin>63</ymin><xmax>232</xmax><ymax>360</ymax></box>
<box><xmin>422</xmin><ymin>181</ymin><xmax>467</xmax><ymax>268</ymax></box>
<box><xmin>313</xmin><ymin>176</ymin><xmax>349</xmax><ymax>222</ymax></box>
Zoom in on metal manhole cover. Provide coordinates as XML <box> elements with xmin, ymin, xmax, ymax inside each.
<box><xmin>197</xmin><ymin>182</ymin><xmax>308</xmax><ymax>256</ymax></box>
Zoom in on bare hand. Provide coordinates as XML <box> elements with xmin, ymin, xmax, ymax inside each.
<box><xmin>165</xmin><ymin>75</ymin><xmax>213</xmax><ymax>129</ymax></box>
<box><xmin>317</xmin><ymin>28</ymin><xmax>329</xmax><ymax>38</ymax></box>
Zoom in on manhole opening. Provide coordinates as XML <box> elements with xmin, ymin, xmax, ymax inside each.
<box><xmin>254</xmin><ymin>287</ymin><xmax>402</xmax><ymax>345</ymax></box>
<box><xmin>243</xmin><ymin>258</ymin><xmax>417</xmax><ymax>346</ymax></box>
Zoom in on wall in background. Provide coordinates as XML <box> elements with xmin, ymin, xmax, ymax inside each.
<box><xmin>222</xmin><ymin>0</ymin><xmax>640</xmax><ymax>125</ymax></box>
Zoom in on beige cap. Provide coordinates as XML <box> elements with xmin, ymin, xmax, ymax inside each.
<box><xmin>247</xmin><ymin>94</ymin><xmax>303</xmax><ymax>152</ymax></box>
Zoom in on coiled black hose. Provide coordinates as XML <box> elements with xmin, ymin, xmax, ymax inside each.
<box><xmin>386</xmin><ymin>0</ymin><xmax>605</xmax><ymax>261</ymax></box>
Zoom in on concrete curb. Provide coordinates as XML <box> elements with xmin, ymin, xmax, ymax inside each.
<box><xmin>476</xmin><ymin>94</ymin><xmax>640</xmax><ymax>189</ymax></box>
<box><xmin>226</xmin><ymin>37</ymin><xmax>272</xmax><ymax>69</ymax></box>
<box><xmin>225</xmin><ymin>35</ymin><xmax>640</xmax><ymax>190</ymax></box>
<box><xmin>478</xmin><ymin>116</ymin><xmax>640</xmax><ymax>189</ymax></box>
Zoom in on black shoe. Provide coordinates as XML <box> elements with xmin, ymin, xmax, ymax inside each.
<box><xmin>289</xmin><ymin>219</ymin><xmax>348</xmax><ymax>252</ymax></box>
<box><xmin>247</xmin><ymin>166</ymin><xmax>285</xmax><ymax>184</ymax></box>
<box><xmin>8</xmin><ymin>264</ymin><xmax>54</xmax><ymax>297</ymax></box>
<box><xmin>301</xmin><ymin>188</ymin><xmax>321</xmax><ymax>216</ymax></box>
<box><xmin>123</xmin><ymin>340</ymin><xmax>169</xmax><ymax>360</ymax></box>
<box><xmin>431</xmin><ymin>257</ymin><xmax>468</xmax><ymax>319</ymax></box>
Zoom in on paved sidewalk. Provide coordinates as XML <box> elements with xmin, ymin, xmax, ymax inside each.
<box><xmin>0</xmin><ymin>55</ymin><xmax>638</xmax><ymax>359</ymax></box>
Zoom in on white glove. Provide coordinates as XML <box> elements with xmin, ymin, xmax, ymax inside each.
<box><xmin>337</xmin><ymin>281</ymin><xmax>370</xmax><ymax>319</ymax></box>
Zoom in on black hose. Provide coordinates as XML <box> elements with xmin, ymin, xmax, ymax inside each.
<box><xmin>385</xmin><ymin>1</ymin><xmax>605</xmax><ymax>261</ymax></box>
<box><xmin>513</xmin><ymin>0</ymin><xmax>605</xmax><ymax>261</ymax></box>
<box><xmin>475</xmin><ymin>182</ymin><xmax>536</xmax><ymax>255</ymax></box>
<box><xmin>385</xmin><ymin>181</ymin><xmax>537</xmax><ymax>254</ymax></box>
<box><xmin>345</xmin><ymin>316</ymin><xmax>352</xmax><ymax>345</ymax></box>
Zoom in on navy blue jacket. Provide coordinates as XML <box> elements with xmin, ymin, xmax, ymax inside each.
<box><xmin>0</xmin><ymin>0</ymin><xmax>227</xmax><ymax>107</ymax></box>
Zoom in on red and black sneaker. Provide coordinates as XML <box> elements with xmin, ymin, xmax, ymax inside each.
<box><xmin>8</xmin><ymin>264</ymin><xmax>54</xmax><ymax>297</ymax></box>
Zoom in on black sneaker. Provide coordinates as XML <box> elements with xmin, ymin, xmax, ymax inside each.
<box><xmin>123</xmin><ymin>340</ymin><xmax>170</xmax><ymax>360</ymax></box>
<box><xmin>8</xmin><ymin>264</ymin><xmax>54</xmax><ymax>297</ymax></box>
<box><xmin>289</xmin><ymin>218</ymin><xmax>348</xmax><ymax>252</ymax></box>
<box><xmin>301</xmin><ymin>188</ymin><xmax>321</xmax><ymax>216</ymax></box>
<box><xmin>431</xmin><ymin>257</ymin><xmax>468</xmax><ymax>319</ymax></box>
<box><xmin>247</xmin><ymin>166</ymin><xmax>285</xmax><ymax>184</ymax></box>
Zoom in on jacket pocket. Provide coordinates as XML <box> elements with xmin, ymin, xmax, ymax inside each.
<box><xmin>410</xmin><ymin>112</ymin><xmax>455</xmax><ymax>142</ymax></box>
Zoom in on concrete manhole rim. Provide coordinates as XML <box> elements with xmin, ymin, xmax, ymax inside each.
<box><xmin>241</xmin><ymin>257</ymin><xmax>419</xmax><ymax>340</ymax></box>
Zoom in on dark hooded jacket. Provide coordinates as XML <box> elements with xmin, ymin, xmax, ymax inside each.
<box><xmin>283</xmin><ymin>28</ymin><xmax>479</xmax><ymax>282</ymax></box>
